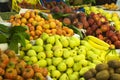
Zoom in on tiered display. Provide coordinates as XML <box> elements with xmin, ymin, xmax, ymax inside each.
<box><xmin>0</xmin><ymin>1</ymin><xmax>120</xmax><ymax>80</ymax></box>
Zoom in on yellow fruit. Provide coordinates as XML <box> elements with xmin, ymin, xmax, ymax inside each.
<box><xmin>36</xmin><ymin>25</ymin><xmax>42</xmax><ymax>31</ymax></box>
<box><xmin>38</xmin><ymin>21</ymin><xmax>45</xmax><ymax>26</ymax></box>
<box><xmin>15</xmin><ymin>14</ymin><xmax>21</xmax><ymax>19</ymax></box>
<box><xmin>48</xmin><ymin>14</ymin><xmax>53</xmax><ymax>19</ymax></box>
<box><xmin>21</xmin><ymin>18</ymin><xmax>27</xmax><ymax>24</ymax></box>
<box><xmin>35</xmin><ymin>15</ymin><xmax>41</xmax><ymax>21</ymax></box>
<box><xmin>50</xmin><ymin>22</ymin><xmax>56</xmax><ymax>29</ymax></box>
<box><xmin>32</xmin><ymin>21</ymin><xmax>37</xmax><ymax>26</ymax></box>
<box><xmin>28</xmin><ymin>18</ymin><xmax>34</xmax><ymax>23</ymax></box>
<box><xmin>35</xmin><ymin>30</ymin><xmax>42</xmax><ymax>36</ymax></box>
<box><xmin>30</xmin><ymin>11</ymin><xmax>36</xmax><ymax>18</ymax></box>
<box><xmin>24</xmin><ymin>12</ymin><xmax>30</xmax><ymax>19</ymax></box>
<box><xmin>43</xmin><ymin>24</ymin><xmax>50</xmax><ymax>29</ymax></box>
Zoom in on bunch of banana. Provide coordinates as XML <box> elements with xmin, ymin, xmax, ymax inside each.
<box><xmin>85</xmin><ymin>36</ymin><xmax>110</xmax><ymax>50</ymax></box>
<box><xmin>105</xmin><ymin>49</ymin><xmax>120</xmax><ymax>62</ymax></box>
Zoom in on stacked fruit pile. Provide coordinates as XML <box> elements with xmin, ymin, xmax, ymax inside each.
<box><xmin>9</xmin><ymin>10</ymin><xmax>74</xmax><ymax>40</ymax></box>
<box><xmin>83</xmin><ymin>60</ymin><xmax>120</xmax><ymax>80</ymax></box>
<box><xmin>19</xmin><ymin>32</ymin><xmax>120</xmax><ymax>80</ymax></box>
<box><xmin>103</xmin><ymin>3</ymin><xmax>118</xmax><ymax>10</ymax></box>
<box><xmin>59</xmin><ymin>11</ymin><xmax>120</xmax><ymax>48</ymax></box>
<box><xmin>0</xmin><ymin>49</ymin><xmax>48</xmax><ymax>80</ymax></box>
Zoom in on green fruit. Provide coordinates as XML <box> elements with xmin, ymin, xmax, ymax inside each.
<box><xmin>80</xmin><ymin>60</ymin><xmax>88</xmax><ymax>67</ymax></box>
<box><xmin>73</xmin><ymin>55</ymin><xmax>85</xmax><ymax>62</ymax></box>
<box><xmin>65</xmin><ymin>57</ymin><xmax>74</xmax><ymax>68</ymax></box>
<box><xmin>54</xmin><ymin>39</ymin><xmax>63</xmax><ymax>49</ymax></box>
<box><xmin>40</xmin><ymin>32</ymin><xmax>49</xmax><ymax>41</ymax></box>
<box><xmin>57</xmin><ymin>62</ymin><xmax>67</xmax><ymax>72</ymax></box>
<box><xmin>37</xmin><ymin>52</ymin><xmax>46</xmax><ymax>59</ymax></box>
<box><xmin>19</xmin><ymin>51</ymin><xmax>25</xmax><ymax>58</ymax></box>
<box><xmin>46</xmin><ymin>58</ymin><xmax>52</xmax><ymax>66</ymax></box>
<box><xmin>32</xmin><ymin>45</ymin><xmax>44</xmax><ymax>52</ymax></box>
<box><xmin>70</xmin><ymin>50</ymin><xmax>77</xmax><ymax>56</ymax></box>
<box><xmin>27</xmin><ymin>49</ymin><xmax>37</xmax><ymax>57</ymax></box>
<box><xmin>44</xmin><ymin>44</ymin><xmax>53</xmax><ymax>51</ymax></box>
<box><xmin>52</xmin><ymin>57</ymin><xmax>63</xmax><ymax>66</ymax></box>
<box><xmin>73</xmin><ymin>62</ymin><xmax>82</xmax><ymax>71</ymax></box>
<box><xmin>60</xmin><ymin>36</ymin><xmax>69</xmax><ymax>47</ymax></box>
<box><xmin>35</xmin><ymin>38</ymin><xmax>43</xmax><ymax>46</ymax></box>
<box><xmin>51</xmin><ymin>70</ymin><xmax>61</xmax><ymax>79</ymax></box>
<box><xmin>30</xmin><ymin>56</ymin><xmax>38</xmax><ymax>63</ymax></box>
<box><xmin>23</xmin><ymin>56</ymin><xmax>30</xmax><ymax>61</ymax></box>
<box><xmin>46</xmin><ymin>36</ymin><xmax>55</xmax><ymax>45</ymax></box>
<box><xmin>59</xmin><ymin>73</ymin><xmax>69</xmax><ymax>80</ymax></box>
<box><xmin>63</xmin><ymin>49</ymin><xmax>71</xmax><ymax>58</ymax></box>
<box><xmin>69</xmin><ymin>73</ymin><xmax>78</xmax><ymax>80</ymax></box>
<box><xmin>45</xmin><ymin>50</ymin><xmax>53</xmax><ymax>58</ymax></box>
<box><xmin>79</xmin><ymin>67</ymin><xmax>90</xmax><ymax>76</ymax></box>
<box><xmin>53</xmin><ymin>49</ymin><xmax>63</xmax><ymax>57</ymax></box>
<box><xmin>37</xmin><ymin>59</ymin><xmax>47</xmax><ymax>67</ymax></box>
<box><xmin>47</xmin><ymin>65</ymin><xmax>56</xmax><ymax>72</ymax></box>
<box><xmin>66</xmin><ymin>68</ymin><xmax>73</xmax><ymax>75</ymax></box>
<box><xmin>22</xmin><ymin>43</ymin><xmax>32</xmax><ymax>51</ymax></box>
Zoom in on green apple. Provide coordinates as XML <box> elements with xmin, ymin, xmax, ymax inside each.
<box><xmin>73</xmin><ymin>62</ymin><xmax>82</xmax><ymax>71</ymax></box>
<box><xmin>44</xmin><ymin>44</ymin><xmax>53</xmax><ymax>51</ymax></box>
<box><xmin>79</xmin><ymin>67</ymin><xmax>90</xmax><ymax>76</ymax></box>
<box><xmin>52</xmin><ymin>57</ymin><xmax>63</xmax><ymax>66</ymax></box>
<box><xmin>37</xmin><ymin>52</ymin><xmax>46</xmax><ymax>59</ymax></box>
<box><xmin>62</xmin><ymin>49</ymin><xmax>71</xmax><ymax>58</ymax></box>
<box><xmin>66</xmin><ymin>68</ymin><xmax>73</xmax><ymax>75</ymax></box>
<box><xmin>53</xmin><ymin>49</ymin><xmax>63</xmax><ymax>57</ymax></box>
<box><xmin>23</xmin><ymin>56</ymin><xmax>30</xmax><ymax>61</ymax></box>
<box><xmin>40</xmin><ymin>32</ymin><xmax>49</xmax><ymax>41</ymax></box>
<box><xmin>73</xmin><ymin>55</ymin><xmax>85</xmax><ymax>62</ymax></box>
<box><xmin>65</xmin><ymin>57</ymin><xmax>74</xmax><ymax>68</ymax></box>
<box><xmin>47</xmin><ymin>65</ymin><xmax>56</xmax><ymax>72</ymax></box>
<box><xmin>27</xmin><ymin>49</ymin><xmax>37</xmax><ymax>57</ymax></box>
<box><xmin>21</xmin><ymin>43</ymin><xmax>32</xmax><ymax>51</ymax></box>
<box><xmin>30</xmin><ymin>56</ymin><xmax>38</xmax><ymax>63</ymax></box>
<box><xmin>59</xmin><ymin>73</ymin><xmax>69</xmax><ymax>80</ymax></box>
<box><xmin>31</xmin><ymin>45</ymin><xmax>44</xmax><ymax>52</ymax></box>
<box><xmin>36</xmin><ymin>59</ymin><xmax>47</xmax><ymax>67</ymax></box>
<box><xmin>46</xmin><ymin>58</ymin><xmax>52</xmax><ymax>66</ymax></box>
<box><xmin>60</xmin><ymin>36</ymin><xmax>69</xmax><ymax>47</ymax></box>
<box><xmin>46</xmin><ymin>36</ymin><xmax>55</xmax><ymax>45</ymax></box>
<box><xmin>45</xmin><ymin>50</ymin><xmax>53</xmax><ymax>58</ymax></box>
<box><xmin>51</xmin><ymin>70</ymin><xmax>61</xmax><ymax>79</ymax></box>
<box><xmin>57</xmin><ymin>62</ymin><xmax>67</xmax><ymax>72</ymax></box>
<box><xmin>35</xmin><ymin>38</ymin><xmax>43</xmax><ymax>46</ymax></box>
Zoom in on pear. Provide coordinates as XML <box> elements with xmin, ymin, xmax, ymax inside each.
<box><xmin>35</xmin><ymin>38</ymin><xmax>43</xmax><ymax>46</ymax></box>
<box><xmin>73</xmin><ymin>55</ymin><xmax>85</xmax><ymax>62</ymax></box>
<box><xmin>44</xmin><ymin>44</ymin><xmax>53</xmax><ymax>51</ymax></box>
<box><xmin>65</xmin><ymin>57</ymin><xmax>74</xmax><ymax>68</ymax></box>
<box><xmin>51</xmin><ymin>70</ymin><xmax>61</xmax><ymax>79</ymax></box>
<box><xmin>69</xmin><ymin>73</ymin><xmax>78</xmax><ymax>80</ymax></box>
<box><xmin>45</xmin><ymin>50</ymin><xmax>53</xmax><ymax>58</ymax></box>
<box><xmin>59</xmin><ymin>73</ymin><xmax>69</xmax><ymax>80</ymax></box>
<box><xmin>87</xmin><ymin>50</ymin><xmax>98</xmax><ymax>61</ymax></box>
<box><xmin>31</xmin><ymin>45</ymin><xmax>44</xmax><ymax>52</ymax></box>
<box><xmin>80</xmin><ymin>40</ymin><xmax>93</xmax><ymax>50</ymax></box>
<box><xmin>57</xmin><ymin>62</ymin><xmax>67</xmax><ymax>72</ymax></box>
<box><xmin>60</xmin><ymin>36</ymin><xmax>69</xmax><ymax>47</ymax></box>
<box><xmin>62</xmin><ymin>49</ymin><xmax>71</xmax><ymax>58</ymax></box>
<box><xmin>37</xmin><ymin>59</ymin><xmax>47</xmax><ymax>67</ymax></box>
<box><xmin>27</xmin><ymin>49</ymin><xmax>37</xmax><ymax>57</ymax></box>
<box><xmin>68</xmin><ymin>38</ymin><xmax>76</xmax><ymax>48</ymax></box>
<box><xmin>54</xmin><ymin>39</ymin><xmax>63</xmax><ymax>49</ymax></box>
<box><xmin>70</xmin><ymin>50</ymin><xmax>77</xmax><ymax>56</ymax></box>
<box><xmin>53</xmin><ymin>49</ymin><xmax>63</xmax><ymax>57</ymax></box>
<box><xmin>21</xmin><ymin>43</ymin><xmax>32</xmax><ymax>51</ymax></box>
<box><xmin>40</xmin><ymin>32</ymin><xmax>49</xmax><ymax>41</ymax></box>
<box><xmin>52</xmin><ymin>57</ymin><xmax>63</xmax><ymax>66</ymax></box>
<box><xmin>47</xmin><ymin>65</ymin><xmax>56</xmax><ymax>72</ymax></box>
<box><xmin>79</xmin><ymin>67</ymin><xmax>90</xmax><ymax>76</ymax></box>
<box><xmin>73</xmin><ymin>62</ymin><xmax>82</xmax><ymax>71</ymax></box>
<box><xmin>46</xmin><ymin>58</ymin><xmax>52</xmax><ymax>66</ymax></box>
<box><xmin>70</xmin><ymin>36</ymin><xmax>80</xmax><ymax>46</ymax></box>
<box><xmin>66</xmin><ymin>68</ymin><xmax>73</xmax><ymax>75</ymax></box>
<box><xmin>37</xmin><ymin>52</ymin><xmax>46</xmax><ymax>59</ymax></box>
<box><xmin>46</xmin><ymin>36</ymin><xmax>55</xmax><ymax>45</ymax></box>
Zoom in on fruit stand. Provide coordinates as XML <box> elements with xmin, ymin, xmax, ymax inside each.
<box><xmin>0</xmin><ymin>0</ymin><xmax>120</xmax><ymax>80</ymax></box>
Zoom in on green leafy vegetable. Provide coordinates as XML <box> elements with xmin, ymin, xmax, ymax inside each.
<box><xmin>52</xmin><ymin>13</ymin><xmax>70</xmax><ymax>19</ymax></box>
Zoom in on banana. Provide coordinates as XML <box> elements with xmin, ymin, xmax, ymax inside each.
<box><xmin>88</xmin><ymin>39</ymin><xmax>109</xmax><ymax>50</ymax></box>
<box><xmin>87</xmin><ymin>36</ymin><xmax>110</xmax><ymax>48</ymax></box>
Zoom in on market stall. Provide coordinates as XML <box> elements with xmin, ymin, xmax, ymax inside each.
<box><xmin>0</xmin><ymin>0</ymin><xmax>120</xmax><ymax>80</ymax></box>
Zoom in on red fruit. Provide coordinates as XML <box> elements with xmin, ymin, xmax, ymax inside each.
<box><xmin>106</xmin><ymin>30</ymin><xmax>115</xmax><ymax>38</ymax></box>
<box><xmin>114</xmin><ymin>41</ymin><xmax>120</xmax><ymax>48</ymax></box>
<box><xmin>91</xmin><ymin>23</ymin><xmax>98</xmax><ymax>31</ymax></box>
<box><xmin>97</xmin><ymin>34</ymin><xmax>104</xmax><ymax>40</ymax></box>
<box><xmin>86</xmin><ymin>27</ymin><xmax>93</xmax><ymax>35</ymax></box>
<box><xmin>93</xmin><ymin>14</ymin><xmax>100</xmax><ymax>21</ymax></box>
<box><xmin>88</xmin><ymin>18</ymin><xmax>94</xmax><ymax>25</ymax></box>
<box><xmin>100</xmin><ymin>24</ymin><xmax>110</xmax><ymax>32</ymax></box>
<box><xmin>96</xmin><ymin>29</ymin><xmax>102</xmax><ymax>35</ymax></box>
<box><xmin>111</xmin><ymin>35</ymin><xmax>118</xmax><ymax>42</ymax></box>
